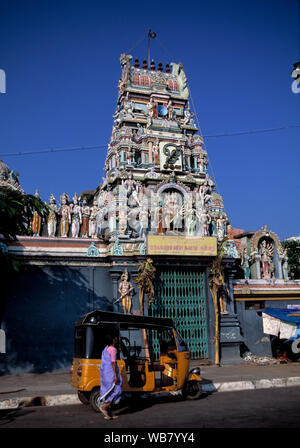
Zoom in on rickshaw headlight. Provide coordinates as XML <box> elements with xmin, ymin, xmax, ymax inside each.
<box><xmin>190</xmin><ymin>367</ymin><xmax>200</xmax><ymax>375</ymax></box>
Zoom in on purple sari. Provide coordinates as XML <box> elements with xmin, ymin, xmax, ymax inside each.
<box><xmin>99</xmin><ymin>346</ymin><xmax>122</xmax><ymax>404</ymax></box>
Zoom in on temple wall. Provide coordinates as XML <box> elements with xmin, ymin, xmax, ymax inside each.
<box><xmin>0</xmin><ymin>263</ymin><xmax>113</xmax><ymax>374</ymax></box>
<box><xmin>235</xmin><ymin>297</ymin><xmax>300</xmax><ymax>358</ymax></box>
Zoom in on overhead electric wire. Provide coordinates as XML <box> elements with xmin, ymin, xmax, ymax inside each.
<box><xmin>0</xmin><ymin>144</ymin><xmax>107</xmax><ymax>157</ymax></box>
<box><xmin>1</xmin><ymin>35</ymin><xmax>299</xmax><ymax>161</ymax></box>
<box><xmin>0</xmin><ymin>125</ymin><xmax>299</xmax><ymax>158</ymax></box>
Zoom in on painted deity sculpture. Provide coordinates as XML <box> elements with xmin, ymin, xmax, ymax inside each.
<box><xmin>81</xmin><ymin>197</ymin><xmax>90</xmax><ymax>238</ymax></box>
<box><xmin>71</xmin><ymin>193</ymin><xmax>82</xmax><ymax>238</ymax></box>
<box><xmin>118</xmin><ymin>202</ymin><xmax>128</xmax><ymax>236</ymax></box>
<box><xmin>259</xmin><ymin>240</ymin><xmax>274</xmax><ymax>280</ymax></box>
<box><xmin>146</xmin><ymin>98</ymin><xmax>155</xmax><ymax>127</ymax></box>
<box><xmin>31</xmin><ymin>189</ymin><xmax>42</xmax><ymax>237</ymax></box>
<box><xmin>186</xmin><ymin>206</ymin><xmax>197</xmax><ymax>236</ymax></box>
<box><xmin>241</xmin><ymin>248</ymin><xmax>251</xmax><ymax>280</ymax></box>
<box><xmin>47</xmin><ymin>194</ymin><xmax>58</xmax><ymax>237</ymax></box>
<box><xmin>167</xmin><ymin>100</ymin><xmax>174</xmax><ymax>120</ymax></box>
<box><xmin>59</xmin><ymin>193</ymin><xmax>71</xmax><ymax>238</ymax></box>
<box><xmin>89</xmin><ymin>199</ymin><xmax>99</xmax><ymax>238</ymax></box>
<box><xmin>116</xmin><ymin>269</ymin><xmax>134</xmax><ymax>314</ymax></box>
<box><xmin>152</xmin><ymin>138</ymin><xmax>160</xmax><ymax>166</ymax></box>
<box><xmin>219</xmin><ymin>285</ymin><xmax>229</xmax><ymax>314</ymax></box>
<box><xmin>282</xmin><ymin>249</ymin><xmax>289</xmax><ymax>281</ymax></box>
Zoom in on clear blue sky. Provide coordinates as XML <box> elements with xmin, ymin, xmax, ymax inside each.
<box><xmin>0</xmin><ymin>0</ymin><xmax>299</xmax><ymax>241</ymax></box>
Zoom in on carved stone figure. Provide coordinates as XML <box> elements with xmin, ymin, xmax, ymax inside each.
<box><xmin>118</xmin><ymin>201</ymin><xmax>128</xmax><ymax>236</ymax></box>
<box><xmin>89</xmin><ymin>198</ymin><xmax>99</xmax><ymax>238</ymax></box>
<box><xmin>186</xmin><ymin>206</ymin><xmax>197</xmax><ymax>236</ymax></box>
<box><xmin>123</xmin><ymin>100</ymin><xmax>134</xmax><ymax>119</ymax></box>
<box><xmin>152</xmin><ymin>138</ymin><xmax>160</xmax><ymax>165</ymax></box>
<box><xmin>198</xmin><ymin>208</ymin><xmax>211</xmax><ymax>237</ymax></box>
<box><xmin>146</xmin><ymin>98</ymin><xmax>155</xmax><ymax>127</ymax></box>
<box><xmin>241</xmin><ymin>248</ymin><xmax>251</xmax><ymax>280</ymax></box>
<box><xmin>81</xmin><ymin>197</ymin><xmax>90</xmax><ymax>238</ymax></box>
<box><xmin>47</xmin><ymin>194</ymin><xmax>58</xmax><ymax>238</ymax></box>
<box><xmin>59</xmin><ymin>193</ymin><xmax>71</xmax><ymax>238</ymax></box>
<box><xmin>259</xmin><ymin>240</ymin><xmax>274</xmax><ymax>280</ymax></box>
<box><xmin>116</xmin><ymin>269</ymin><xmax>134</xmax><ymax>314</ymax></box>
<box><xmin>71</xmin><ymin>193</ymin><xmax>82</xmax><ymax>238</ymax></box>
<box><xmin>138</xmin><ymin>204</ymin><xmax>149</xmax><ymax>238</ymax></box>
<box><xmin>219</xmin><ymin>285</ymin><xmax>229</xmax><ymax>314</ymax></box>
<box><xmin>32</xmin><ymin>189</ymin><xmax>42</xmax><ymax>237</ymax></box>
<box><xmin>282</xmin><ymin>249</ymin><xmax>289</xmax><ymax>281</ymax></box>
<box><xmin>167</xmin><ymin>100</ymin><xmax>174</xmax><ymax>120</ymax></box>
<box><xmin>216</xmin><ymin>215</ymin><xmax>227</xmax><ymax>240</ymax></box>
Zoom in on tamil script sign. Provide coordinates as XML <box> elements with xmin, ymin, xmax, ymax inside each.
<box><xmin>147</xmin><ymin>235</ymin><xmax>217</xmax><ymax>256</ymax></box>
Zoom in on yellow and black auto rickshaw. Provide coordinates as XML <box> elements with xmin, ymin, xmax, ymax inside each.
<box><xmin>71</xmin><ymin>310</ymin><xmax>203</xmax><ymax>412</ymax></box>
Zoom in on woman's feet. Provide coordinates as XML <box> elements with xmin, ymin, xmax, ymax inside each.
<box><xmin>99</xmin><ymin>405</ymin><xmax>119</xmax><ymax>420</ymax></box>
<box><xmin>99</xmin><ymin>405</ymin><xmax>111</xmax><ymax>420</ymax></box>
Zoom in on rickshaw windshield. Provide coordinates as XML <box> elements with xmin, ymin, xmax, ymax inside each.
<box><xmin>174</xmin><ymin>329</ymin><xmax>189</xmax><ymax>352</ymax></box>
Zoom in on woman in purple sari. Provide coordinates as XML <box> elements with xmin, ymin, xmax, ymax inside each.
<box><xmin>99</xmin><ymin>334</ymin><xmax>122</xmax><ymax>419</ymax></box>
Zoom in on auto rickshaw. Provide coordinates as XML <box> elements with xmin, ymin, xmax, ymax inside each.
<box><xmin>71</xmin><ymin>310</ymin><xmax>203</xmax><ymax>412</ymax></box>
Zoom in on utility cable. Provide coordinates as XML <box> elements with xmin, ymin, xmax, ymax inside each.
<box><xmin>1</xmin><ymin>125</ymin><xmax>299</xmax><ymax>158</ymax></box>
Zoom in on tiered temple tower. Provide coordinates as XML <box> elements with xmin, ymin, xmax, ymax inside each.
<box><xmin>92</xmin><ymin>54</ymin><xmax>230</xmax><ymax>255</ymax></box>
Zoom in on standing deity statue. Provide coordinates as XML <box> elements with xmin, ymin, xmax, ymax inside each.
<box><xmin>115</xmin><ymin>269</ymin><xmax>134</xmax><ymax>314</ymax></box>
<box><xmin>167</xmin><ymin>100</ymin><xmax>174</xmax><ymax>120</ymax></box>
<box><xmin>216</xmin><ymin>215</ymin><xmax>227</xmax><ymax>241</ymax></box>
<box><xmin>186</xmin><ymin>206</ymin><xmax>197</xmax><ymax>236</ymax></box>
<box><xmin>47</xmin><ymin>194</ymin><xmax>58</xmax><ymax>237</ymax></box>
<box><xmin>81</xmin><ymin>197</ymin><xmax>90</xmax><ymax>238</ymax></box>
<box><xmin>118</xmin><ymin>201</ymin><xmax>128</xmax><ymax>236</ymax></box>
<box><xmin>241</xmin><ymin>247</ymin><xmax>251</xmax><ymax>280</ymax></box>
<box><xmin>138</xmin><ymin>204</ymin><xmax>149</xmax><ymax>238</ymax></box>
<box><xmin>70</xmin><ymin>193</ymin><xmax>82</xmax><ymax>238</ymax></box>
<box><xmin>31</xmin><ymin>189</ymin><xmax>42</xmax><ymax>237</ymax></box>
<box><xmin>282</xmin><ymin>248</ymin><xmax>289</xmax><ymax>281</ymax></box>
<box><xmin>259</xmin><ymin>240</ymin><xmax>274</xmax><ymax>280</ymax></box>
<box><xmin>152</xmin><ymin>138</ymin><xmax>160</xmax><ymax>166</ymax></box>
<box><xmin>147</xmin><ymin>98</ymin><xmax>155</xmax><ymax>127</ymax></box>
<box><xmin>89</xmin><ymin>199</ymin><xmax>99</xmax><ymax>238</ymax></box>
<box><xmin>198</xmin><ymin>208</ymin><xmax>211</xmax><ymax>237</ymax></box>
<box><xmin>59</xmin><ymin>193</ymin><xmax>71</xmax><ymax>238</ymax></box>
<box><xmin>219</xmin><ymin>285</ymin><xmax>230</xmax><ymax>314</ymax></box>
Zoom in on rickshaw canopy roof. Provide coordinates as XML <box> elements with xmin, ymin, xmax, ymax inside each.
<box><xmin>75</xmin><ymin>310</ymin><xmax>174</xmax><ymax>330</ymax></box>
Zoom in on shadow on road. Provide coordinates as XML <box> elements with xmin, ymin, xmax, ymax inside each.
<box><xmin>113</xmin><ymin>389</ymin><xmax>211</xmax><ymax>417</ymax></box>
<box><xmin>0</xmin><ymin>408</ymin><xmax>35</xmax><ymax>426</ymax></box>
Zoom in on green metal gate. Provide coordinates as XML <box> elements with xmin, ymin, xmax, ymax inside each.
<box><xmin>150</xmin><ymin>268</ymin><xmax>209</xmax><ymax>360</ymax></box>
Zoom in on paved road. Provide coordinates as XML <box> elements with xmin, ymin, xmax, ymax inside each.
<box><xmin>1</xmin><ymin>387</ymin><xmax>300</xmax><ymax>429</ymax></box>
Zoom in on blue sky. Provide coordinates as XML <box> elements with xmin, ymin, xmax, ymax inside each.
<box><xmin>0</xmin><ymin>0</ymin><xmax>299</xmax><ymax>241</ymax></box>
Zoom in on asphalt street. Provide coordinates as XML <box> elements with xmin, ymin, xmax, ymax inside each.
<box><xmin>1</xmin><ymin>386</ymin><xmax>300</xmax><ymax>429</ymax></box>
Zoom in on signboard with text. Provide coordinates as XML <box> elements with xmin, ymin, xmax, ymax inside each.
<box><xmin>147</xmin><ymin>235</ymin><xmax>217</xmax><ymax>256</ymax></box>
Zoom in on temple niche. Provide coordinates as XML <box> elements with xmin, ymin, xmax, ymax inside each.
<box><xmin>237</xmin><ymin>225</ymin><xmax>289</xmax><ymax>281</ymax></box>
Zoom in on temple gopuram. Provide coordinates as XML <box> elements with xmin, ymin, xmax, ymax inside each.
<box><xmin>1</xmin><ymin>54</ymin><xmax>299</xmax><ymax>374</ymax></box>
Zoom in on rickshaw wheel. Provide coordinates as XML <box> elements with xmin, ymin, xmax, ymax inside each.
<box><xmin>183</xmin><ymin>380</ymin><xmax>202</xmax><ymax>400</ymax></box>
<box><xmin>89</xmin><ymin>387</ymin><xmax>101</xmax><ymax>412</ymax></box>
<box><xmin>77</xmin><ymin>390</ymin><xmax>90</xmax><ymax>405</ymax></box>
